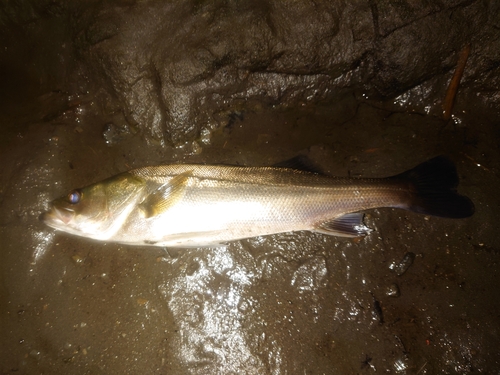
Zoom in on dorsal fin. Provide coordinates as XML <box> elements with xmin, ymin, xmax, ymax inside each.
<box><xmin>273</xmin><ymin>155</ymin><xmax>325</xmax><ymax>175</ymax></box>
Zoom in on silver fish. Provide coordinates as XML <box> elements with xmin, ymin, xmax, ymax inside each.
<box><xmin>42</xmin><ymin>156</ymin><xmax>474</xmax><ymax>247</ymax></box>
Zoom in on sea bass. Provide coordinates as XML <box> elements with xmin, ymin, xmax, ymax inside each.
<box><xmin>42</xmin><ymin>156</ymin><xmax>474</xmax><ymax>247</ymax></box>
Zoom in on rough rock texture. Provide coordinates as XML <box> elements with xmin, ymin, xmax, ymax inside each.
<box><xmin>3</xmin><ymin>0</ymin><xmax>495</xmax><ymax>146</ymax></box>
<box><xmin>69</xmin><ymin>0</ymin><xmax>498</xmax><ymax>145</ymax></box>
<box><xmin>69</xmin><ymin>1</ymin><xmax>369</xmax><ymax>145</ymax></box>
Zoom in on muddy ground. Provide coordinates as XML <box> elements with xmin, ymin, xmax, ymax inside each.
<box><xmin>1</xmin><ymin>88</ymin><xmax>499</xmax><ymax>374</ymax></box>
<box><xmin>1</xmin><ymin>1</ymin><xmax>500</xmax><ymax>374</ymax></box>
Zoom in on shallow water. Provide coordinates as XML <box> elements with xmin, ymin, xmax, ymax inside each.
<box><xmin>1</xmin><ymin>84</ymin><xmax>499</xmax><ymax>374</ymax></box>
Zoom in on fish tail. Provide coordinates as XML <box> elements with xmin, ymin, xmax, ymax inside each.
<box><xmin>395</xmin><ymin>156</ymin><xmax>474</xmax><ymax>218</ymax></box>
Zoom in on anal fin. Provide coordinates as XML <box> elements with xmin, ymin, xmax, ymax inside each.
<box><xmin>314</xmin><ymin>212</ymin><xmax>372</xmax><ymax>238</ymax></box>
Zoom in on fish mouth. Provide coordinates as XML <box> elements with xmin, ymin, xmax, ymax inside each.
<box><xmin>41</xmin><ymin>206</ymin><xmax>75</xmax><ymax>228</ymax></box>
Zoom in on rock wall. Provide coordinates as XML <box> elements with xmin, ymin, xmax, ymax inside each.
<box><xmin>1</xmin><ymin>0</ymin><xmax>498</xmax><ymax>145</ymax></box>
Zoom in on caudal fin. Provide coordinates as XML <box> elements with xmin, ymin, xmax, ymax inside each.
<box><xmin>395</xmin><ymin>156</ymin><xmax>474</xmax><ymax>218</ymax></box>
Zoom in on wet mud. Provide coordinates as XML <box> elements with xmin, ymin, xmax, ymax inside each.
<box><xmin>1</xmin><ymin>1</ymin><xmax>500</xmax><ymax>374</ymax></box>
<box><xmin>1</xmin><ymin>86</ymin><xmax>499</xmax><ymax>374</ymax></box>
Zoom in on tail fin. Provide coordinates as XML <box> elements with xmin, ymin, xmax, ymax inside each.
<box><xmin>395</xmin><ymin>156</ymin><xmax>474</xmax><ymax>218</ymax></box>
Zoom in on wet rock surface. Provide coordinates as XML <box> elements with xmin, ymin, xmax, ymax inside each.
<box><xmin>1</xmin><ymin>1</ymin><xmax>500</xmax><ymax>374</ymax></box>
<box><xmin>4</xmin><ymin>0</ymin><xmax>497</xmax><ymax>146</ymax></box>
<box><xmin>75</xmin><ymin>0</ymin><xmax>498</xmax><ymax>146</ymax></box>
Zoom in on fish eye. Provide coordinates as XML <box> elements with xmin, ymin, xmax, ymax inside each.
<box><xmin>67</xmin><ymin>190</ymin><xmax>81</xmax><ymax>204</ymax></box>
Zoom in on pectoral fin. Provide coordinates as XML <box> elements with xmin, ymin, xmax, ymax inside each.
<box><xmin>314</xmin><ymin>213</ymin><xmax>372</xmax><ymax>238</ymax></box>
<box><xmin>139</xmin><ymin>171</ymin><xmax>192</xmax><ymax>218</ymax></box>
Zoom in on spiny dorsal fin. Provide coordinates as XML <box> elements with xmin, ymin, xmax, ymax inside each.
<box><xmin>314</xmin><ymin>212</ymin><xmax>372</xmax><ymax>238</ymax></box>
<box><xmin>139</xmin><ymin>170</ymin><xmax>192</xmax><ymax>218</ymax></box>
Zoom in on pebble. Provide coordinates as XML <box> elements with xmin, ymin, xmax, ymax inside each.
<box><xmin>389</xmin><ymin>252</ymin><xmax>416</xmax><ymax>276</ymax></box>
<box><xmin>385</xmin><ymin>283</ymin><xmax>401</xmax><ymax>297</ymax></box>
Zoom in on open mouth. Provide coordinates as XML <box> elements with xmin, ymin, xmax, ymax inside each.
<box><xmin>41</xmin><ymin>206</ymin><xmax>75</xmax><ymax>227</ymax></box>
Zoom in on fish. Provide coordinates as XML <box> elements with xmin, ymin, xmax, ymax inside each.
<box><xmin>41</xmin><ymin>156</ymin><xmax>474</xmax><ymax>247</ymax></box>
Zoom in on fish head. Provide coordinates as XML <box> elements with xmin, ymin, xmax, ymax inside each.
<box><xmin>42</xmin><ymin>173</ymin><xmax>145</xmax><ymax>240</ymax></box>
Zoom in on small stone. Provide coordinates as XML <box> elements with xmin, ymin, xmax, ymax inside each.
<box><xmin>385</xmin><ymin>283</ymin><xmax>401</xmax><ymax>297</ymax></box>
<box><xmin>72</xmin><ymin>254</ymin><xmax>84</xmax><ymax>264</ymax></box>
<box><xmin>389</xmin><ymin>252</ymin><xmax>416</xmax><ymax>276</ymax></box>
<box><xmin>29</xmin><ymin>350</ymin><xmax>41</xmax><ymax>360</ymax></box>
<box><xmin>102</xmin><ymin>123</ymin><xmax>127</xmax><ymax>145</ymax></box>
